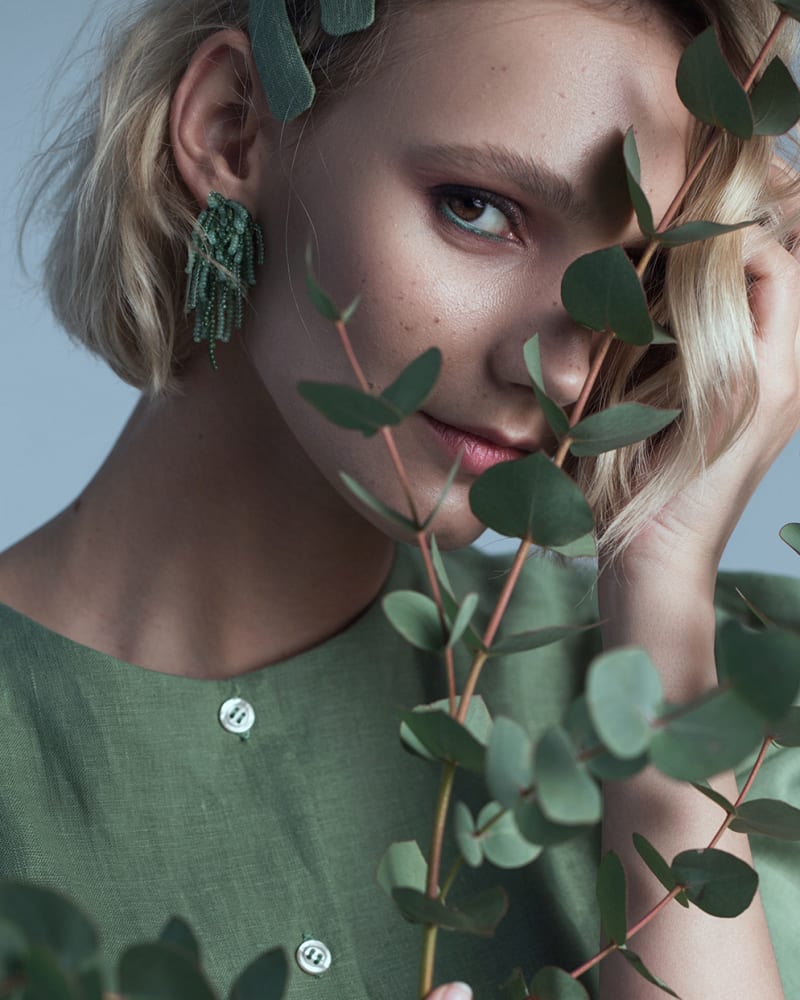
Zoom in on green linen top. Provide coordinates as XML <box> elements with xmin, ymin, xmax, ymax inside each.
<box><xmin>0</xmin><ymin>543</ymin><xmax>799</xmax><ymax>999</ymax></box>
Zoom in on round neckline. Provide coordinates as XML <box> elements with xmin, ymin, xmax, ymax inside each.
<box><xmin>0</xmin><ymin>543</ymin><xmax>418</xmax><ymax>687</ymax></box>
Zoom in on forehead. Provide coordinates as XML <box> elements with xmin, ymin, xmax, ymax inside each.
<box><xmin>317</xmin><ymin>0</ymin><xmax>692</xmax><ymax>232</ymax></box>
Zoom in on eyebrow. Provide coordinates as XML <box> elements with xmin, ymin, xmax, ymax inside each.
<box><xmin>409</xmin><ymin>142</ymin><xmax>590</xmax><ymax>222</ymax></box>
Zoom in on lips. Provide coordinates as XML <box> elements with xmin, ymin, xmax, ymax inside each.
<box><xmin>422</xmin><ymin>413</ymin><xmax>535</xmax><ymax>476</ymax></box>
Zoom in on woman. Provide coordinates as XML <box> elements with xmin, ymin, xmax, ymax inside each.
<box><xmin>1</xmin><ymin>0</ymin><xmax>799</xmax><ymax>997</ymax></box>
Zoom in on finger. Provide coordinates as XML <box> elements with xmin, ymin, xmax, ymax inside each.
<box><xmin>426</xmin><ymin>983</ymin><xmax>473</xmax><ymax>1000</ymax></box>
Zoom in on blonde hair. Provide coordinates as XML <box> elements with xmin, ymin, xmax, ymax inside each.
<box><xmin>21</xmin><ymin>0</ymin><xmax>800</xmax><ymax>554</ymax></box>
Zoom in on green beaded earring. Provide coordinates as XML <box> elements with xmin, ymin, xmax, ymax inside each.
<box><xmin>184</xmin><ymin>192</ymin><xmax>266</xmax><ymax>371</ymax></box>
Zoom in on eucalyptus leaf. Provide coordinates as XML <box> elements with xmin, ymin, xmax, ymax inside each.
<box><xmin>524</xmin><ymin>335</ymin><xmax>570</xmax><ymax>436</ymax></box>
<box><xmin>376</xmin><ymin>840</ymin><xmax>429</xmax><ymax>898</ymax></box>
<box><xmin>780</xmin><ymin>522</ymin><xmax>800</xmax><ymax>556</ymax></box>
<box><xmin>717</xmin><ymin>620</ymin><xmax>800</xmax><ymax>722</ymax></box>
<box><xmin>304</xmin><ymin>243</ymin><xmax>340</xmax><ymax>320</ymax></box>
<box><xmin>622</xmin><ymin>128</ymin><xmax>655</xmax><ymax>236</ymax></box>
<box><xmin>675</xmin><ymin>27</ymin><xmax>754</xmax><ymax>138</ymax></box>
<box><xmin>515</xmin><ymin>799</ymin><xmax>589</xmax><ymax>847</ymax></box>
<box><xmin>597</xmin><ymin>851</ymin><xmax>627</xmax><ymax>945</ymax></box>
<box><xmin>0</xmin><ymin>882</ymin><xmax>98</xmax><ymax>972</ymax></box>
<box><xmin>318</xmin><ymin>0</ymin><xmax>375</xmax><ymax>36</ymax></box>
<box><xmin>297</xmin><ymin>381</ymin><xmax>402</xmax><ymax>437</ymax></box>
<box><xmin>477</xmin><ymin>803</ymin><xmax>542</xmax><ymax>869</ymax></box>
<box><xmin>529</xmin><ymin>966</ymin><xmax>591</xmax><ymax>1000</ymax></box>
<box><xmin>772</xmin><ymin>706</ymin><xmax>800</xmax><ymax>746</ymax></box>
<box><xmin>569</xmin><ymin>404</ymin><xmax>680</xmax><ymax>457</ymax></box>
<box><xmin>491</xmin><ymin>622</ymin><xmax>598</xmax><ymax>657</ymax></box>
<box><xmin>229</xmin><ymin>948</ymin><xmax>288</xmax><ymax>1000</ymax></box>
<box><xmin>729</xmin><ymin>799</ymin><xmax>800</xmax><ymax>840</ymax></box>
<box><xmin>383</xmin><ymin>590</ymin><xmax>444</xmax><ymax>651</ymax></box>
<box><xmin>23</xmin><ymin>947</ymin><xmax>79</xmax><ymax>1000</ymax></box>
<box><xmin>586</xmin><ymin>647</ymin><xmax>663</xmax><ymax>759</ymax></box>
<box><xmin>423</xmin><ymin>455</ymin><xmax>464</xmax><ymax>530</ymax></box>
<box><xmin>381</xmin><ymin>348</ymin><xmax>442</xmax><ymax>416</ymax></box>
<box><xmin>633</xmin><ymin>833</ymin><xmax>690</xmax><ymax>907</ymax></box>
<box><xmin>561</xmin><ymin>246</ymin><xmax>653</xmax><ymax>345</ymax></box>
<box><xmin>486</xmin><ymin>717</ymin><xmax>534</xmax><ymax>808</ymax></box>
<box><xmin>502</xmin><ymin>968</ymin><xmax>530</xmax><ymax>1000</ymax></box>
<box><xmin>340</xmin><ymin>473</ymin><xmax>418</xmax><ymax>532</ymax></box>
<box><xmin>0</xmin><ymin>918</ymin><xmax>27</xmax><ymax>975</ymax></box>
<box><xmin>751</xmin><ymin>57</ymin><xmax>800</xmax><ymax>135</ymax></box>
<box><xmin>159</xmin><ymin>917</ymin><xmax>200</xmax><ymax>963</ymax></box>
<box><xmin>549</xmin><ymin>533</ymin><xmax>598</xmax><ymax>558</ymax></box>
<box><xmin>118</xmin><ymin>943</ymin><xmax>218</xmax><ymax>1000</ymax></box>
<box><xmin>454</xmin><ymin>803</ymin><xmax>484</xmax><ymax>868</ymax></box>
<box><xmin>671</xmin><ymin>848</ymin><xmax>758</xmax><ymax>917</ymax></box>
<box><xmin>448</xmin><ymin>593</ymin><xmax>479</xmax><ymax>648</ymax></box>
<box><xmin>400</xmin><ymin>709</ymin><xmax>486</xmax><ymax>774</ymax></box>
<box><xmin>536</xmin><ymin>726</ymin><xmax>602</xmax><ymax>825</ymax></box>
<box><xmin>776</xmin><ymin>0</ymin><xmax>800</xmax><ymax>19</ymax></box>
<box><xmin>565</xmin><ymin>696</ymin><xmax>649</xmax><ymax>781</ymax></box>
<box><xmin>618</xmin><ymin>947</ymin><xmax>680</xmax><ymax>997</ymax></box>
<box><xmin>656</xmin><ymin>218</ymin><xmax>756</xmax><ymax>248</ymax></box>
<box><xmin>651</xmin><ymin>324</ymin><xmax>676</xmax><ymax>345</ymax></box>
<box><xmin>391</xmin><ymin>886</ymin><xmax>508</xmax><ymax>936</ymax></box>
<box><xmin>650</xmin><ymin>691</ymin><xmax>763</xmax><ymax>781</ymax></box>
<box><xmin>690</xmin><ymin>782</ymin><xmax>736</xmax><ymax>815</ymax></box>
<box><xmin>470</xmin><ymin>453</ymin><xmax>594</xmax><ymax>545</ymax></box>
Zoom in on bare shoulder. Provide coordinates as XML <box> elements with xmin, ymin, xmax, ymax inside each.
<box><xmin>0</xmin><ymin>512</ymin><xmax>74</xmax><ymax>628</ymax></box>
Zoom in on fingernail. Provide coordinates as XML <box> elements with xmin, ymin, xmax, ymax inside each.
<box><xmin>443</xmin><ymin>985</ymin><xmax>473</xmax><ymax>1000</ymax></box>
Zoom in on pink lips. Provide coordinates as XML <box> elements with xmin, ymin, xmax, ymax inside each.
<box><xmin>423</xmin><ymin>414</ymin><xmax>530</xmax><ymax>476</ymax></box>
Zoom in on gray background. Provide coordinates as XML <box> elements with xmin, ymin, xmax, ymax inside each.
<box><xmin>2</xmin><ymin>0</ymin><xmax>799</xmax><ymax>575</ymax></box>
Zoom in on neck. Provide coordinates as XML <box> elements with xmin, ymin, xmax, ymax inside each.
<box><xmin>18</xmin><ymin>341</ymin><xmax>394</xmax><ymax>678</ymax></box>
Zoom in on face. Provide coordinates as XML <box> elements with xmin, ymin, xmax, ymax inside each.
<box><xmin>245</xmin><ymin>0</ymin><xmax>693</xmax><ymax>548</ymax></box>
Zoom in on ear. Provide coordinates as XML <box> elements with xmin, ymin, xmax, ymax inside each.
<box><xmin>171</xmin><ymin>29</ymin><xmax>270</xmax><ymax>214</ymax></box>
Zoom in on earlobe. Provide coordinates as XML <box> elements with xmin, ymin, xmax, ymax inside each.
<box><xmin>171</xmin><ymin>29</ymin><xmax>268</xmax><ymax>215</ymax></box>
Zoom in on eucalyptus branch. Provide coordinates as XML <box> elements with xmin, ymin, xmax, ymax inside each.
<box><xmin>565</xmin><ymin>736</ymin><xmax>774</xmax><ymax>987</ymax></box>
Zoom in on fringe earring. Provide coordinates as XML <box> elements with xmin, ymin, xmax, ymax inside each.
<box><xmin>184</xmin><ymin>192</ymin><xmax>266</xmax><ymax>371</ymax></box>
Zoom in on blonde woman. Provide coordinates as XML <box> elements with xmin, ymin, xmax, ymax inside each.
<box><xmin>1</xmin><ymin>1</ymin><xmax>800</xmax><ymax>998</ymax></box>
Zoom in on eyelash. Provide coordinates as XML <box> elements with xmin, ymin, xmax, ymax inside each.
<box><xmin>434</xmin><ymin>185</ymin><xmax>523</xmax><ymax>244</ymax></box>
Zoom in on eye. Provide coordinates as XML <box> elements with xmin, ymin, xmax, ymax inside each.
<box><xmin>435</xmin><ymin>186</ymin><xmax>521</xmax><ymax>243</ymax></box>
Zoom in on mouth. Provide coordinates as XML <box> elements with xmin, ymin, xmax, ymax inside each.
<box><xmin>422</xmin><ymin>413</ymin><xmax>535</xmax><ymax>476</ymax></box>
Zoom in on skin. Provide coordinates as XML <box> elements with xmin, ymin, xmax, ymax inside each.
<box><xmin>1</xmin><ymin>1</ymin><xmax>799</xmax><ymax>996</ymax></box>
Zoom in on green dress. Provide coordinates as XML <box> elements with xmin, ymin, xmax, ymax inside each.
<box><xmin>0</xmin><ymin>543</ymin><xmax>798</xmax><ymax>998</ymax></box>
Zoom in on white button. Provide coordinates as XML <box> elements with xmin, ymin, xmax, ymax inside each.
<box><xmin>295</xmin><ymin>938</ymin><xmax>332</xmax><ymax>976</ymax></box>
<box><xmin>218</xmin><ymin>698</ymin><xmax>255</xmax><ymax>735</ymax></box>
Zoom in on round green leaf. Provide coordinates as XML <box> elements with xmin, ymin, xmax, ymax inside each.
<box><xmin>297</xmin><ymin>381</ymin><xmax>402</xmax><ymax>437</ymax></box>
<box><xmin>383</xmin><ymin>590</ymin><xmax>444</xmax><ymax>651</ymax></box>
<box><xmin>23</xmin><ymin>947</ymin><xmax>79</xmax><ymax>1000</ymax></box>
<box><xmin>569</xmin><ymin>404</ymin><xmax>680</xmax><ymax>457</ymax></box>
<box><xmin>503</xmin><ymin>968</ymin><xmax>530</xmax><ymax>1000</ymax></box>
<box><xmin>448</xmin><ymin>593</ymin><xmax>479</xmax><ymax>649</ymax></box>
<box><xmin>730</xmin><ymin>799</ymin><xmax>800</xmax><ymax>841</ymax></box>
<box><xmin>596</xmin><ymin>851</ymin><xmax>627</xmax><ymax>945</ymax></box>
<box><xmin>622</xmin><ymin>128</ymin><xmax>655</xmax><ymax>236</ymax></box>
<box><xmin>400</xmin><ymin>710</ymin><xmax>486</xmax><ymax>774</ymax></box>
<box><xmin>536</xmin><ymin>726</ymin><xmax>602</xmax><ymax>825</ymax></box>
<box><xmin>691</xmin><ymin>782</ymin><xmax>736</xmax><ymax>814</ymax></box>
<box><xmin>381</xmin><ymin>348</ymin><xmax>442</xmax><ymax>417</ymax></box>
<box><xmin>772</xmin><ymin>706</ymin><xmax>800</xmax><ymax>746</ymax></box>
<box><xmin>671</xmin><ymin>848</ymin><xmax>758</xmax><ymax>917</ymax></box>
<box><xmin>523</xmin><ymin>335</ymin><xmax>570</xmax><ymax>437</ymax></box>
<box><xmin>470</xmin><ymin>453</ymin><xmax>594</xmax><ymax>545</ymax></box>
<box><xmin>586</xmin><ymin>647</ymin><xmax>663</xmax><ymax>759</ymax></box>
<box><xmin>676</xmin><ymin>27</ymin><xmax>754</xmax><ymax>138</ymax></box>
<box><xmin>564</xmin><ymin>696</ymin><xmax>649</xmax><ymax>781</ymax></box>
<box><xmin>0</xmin><ymin>882</ymin><xmax>98</xmax><ymax>972</ymax></box>
<box><xmin>491</xmin><ymin>622</ymin><xmax>598</xmax><ymax>657</ymax></box>
<box><xmin>118</xmin><ymin>943</ymin><xmax>217</xmax><ymax>1000</ymax></box>
<box><xmin>561</xmin><ymin>246</ymin><xmax>653</xmax><ymax>345</ymax></box>
<box><xmin>514</xmin><ymin>799</ymin><xmax>589</xmax><ymax>847</ymax></box>
<box><xmin>455</xmin><ymin>802</ymin><xmax>484</xmax><ymax>868</ymax></box>
<box><xmin>618</xmin><ymin>947</ymin><xmax>680</xmax><ymax>997</ymax></box>
<box><xmin>229</xmin><ymin>948</ymin><xmax>288</xmax><ymax>1000</ymax></box>
<box><xmin>486</xmin><ymin>717</ymin><xmax>534</xmax><ymax>808</ymax></box>
<box><xmin>717</xmin><ymin>620</ymin><xmax>800</xmax><ymax>722</ymax></box>
<box><xmin>477</xmin><ymin>803</ymin><xmax>541</xmax><ymax>869</ymax></box>
<box><xmin>529</xmin><ymin>966</ymin><xmax>591</xmax><ymax>1000</ymax></box>
<box><xmin>780</xmin><ymin>522</ymin><xmax>800</xmax><ymax>556</ymax></box>
<box><xmin>377</xmin><ymin>840</ymin><xmax>429</xmax><ymax>897</ymax></box>
<box><xmin>649</xmin><ymin>691</ymin><xmax>763</xmax><ymax>781</ymax></box>
<box><xmin>751</xmin><ymin>57</ymin><xmax>800</xmax><ymax>135</ymax></box>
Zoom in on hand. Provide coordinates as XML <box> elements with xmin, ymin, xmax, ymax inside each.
<box><xmin>427</xmin><ymin>984</ymin><xmax>472</xmax><ymax>1000</ymax></box>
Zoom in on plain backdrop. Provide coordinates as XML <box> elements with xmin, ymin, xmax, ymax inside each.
<box><xmin>3</xmin><ymin>0</ymin><xmax>800</xmax><ymax>577</ymax></box>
